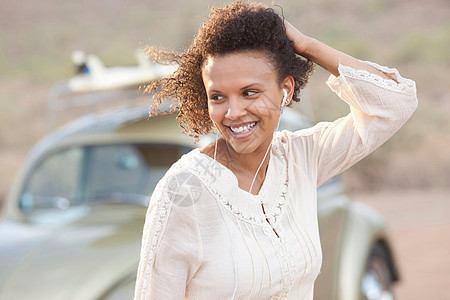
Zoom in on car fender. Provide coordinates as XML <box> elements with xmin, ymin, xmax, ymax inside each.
<box><xmin>335</xmin><ymin>201</ymin><xmax>398</xmax><ymax>300</ymax></box>
<box><xmin>99</xmin><ymin>272</ymin><xmax>137</xmax><ymax>300</ymax></box>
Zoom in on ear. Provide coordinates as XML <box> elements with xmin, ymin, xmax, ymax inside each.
<box><xmin>281</xmin><ymin>76</ymin><xmax>295</xmax><ymax>106</ymax></box>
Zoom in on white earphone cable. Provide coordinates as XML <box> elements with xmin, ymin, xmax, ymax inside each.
<box><xmin>248</xmin><ymin>89</ymin><xmax>287</xmax><ymax>194</ymax></box>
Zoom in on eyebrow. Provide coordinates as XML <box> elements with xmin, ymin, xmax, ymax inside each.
<box><xmin>240</xmin><ymin>83</ymin><xmax>263</xmax><ymax>90</ymax></box>
<box><xmin>209</xmin><ymin>83</ymin><xmax>263</xmax><ymax>93</ymax></box>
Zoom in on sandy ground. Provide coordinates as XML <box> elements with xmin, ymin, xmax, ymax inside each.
<box><xmin>351</xmin><ymin>189</ymin><xmax>450</xmax><ymax>300</ymax></box>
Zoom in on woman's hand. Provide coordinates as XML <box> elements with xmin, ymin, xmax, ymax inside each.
<box><xmin>283</xmin><ymin>19</ymin><xmax>311</xmax><ymax>56</ymax></box>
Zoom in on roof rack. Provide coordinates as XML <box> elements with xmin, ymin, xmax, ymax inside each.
<box><xmin>46</xmin><ymin>49</ymin><xmax>176</xmax><ymax>130</ymax></box>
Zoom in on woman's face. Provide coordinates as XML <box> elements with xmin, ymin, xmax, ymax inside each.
<box><xmin>202</xmin><ymin>50</ymin><xmax>293</xmax><ymax>155</ymax></box>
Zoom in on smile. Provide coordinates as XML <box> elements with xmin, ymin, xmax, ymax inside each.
<box><xmin>229</xmin><ymin>122</ymin><xmax>256</xmax><ymax>134</ymax></box>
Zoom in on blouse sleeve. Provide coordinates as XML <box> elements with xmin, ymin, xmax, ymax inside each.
<box><xmin>134</xmin><ymin>170</ymin><xmax>203</xmax><ymax>300</ymax></box>
<box><xmin>279</xmin><ymin>61</ymin><xmax>418</xmax><ymax>187</ymax></box>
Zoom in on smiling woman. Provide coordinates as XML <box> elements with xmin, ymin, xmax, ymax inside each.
<box><xmin>144</xmin><ymin>2</ymin><xmax>313</xmax><ymax>140</ymax></box>
<box><xmin>202</xmin><ymin>51</ymin><xmax>287</xmax><ymax>152</ymax></box>
<box><xmin>134</xmin><ymin>1</ymin><xmax>418</xmax><ymax>299</ymax></box>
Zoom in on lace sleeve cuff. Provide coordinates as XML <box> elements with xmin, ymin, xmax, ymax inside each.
<box><xmin>326</xmin><ymin>60</ymin><xmax>417</xmax><ymax>96</ymax></box>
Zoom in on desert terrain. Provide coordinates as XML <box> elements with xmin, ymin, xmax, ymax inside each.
<box><xmin>1</xmin><ymin>0</ymin><xmax>449</xmax><ymax>298</ymax></box>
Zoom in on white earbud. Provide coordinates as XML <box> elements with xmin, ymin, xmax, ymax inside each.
<box><xmin>281</xmin><ymin>89</ymin><xmax>288</xmax><ymax>112</ymax></box>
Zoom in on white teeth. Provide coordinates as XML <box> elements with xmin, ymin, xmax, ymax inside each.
<box><xmin>230</xmin><ymin>122</ymin><xmax>256</xmax><ymax>134</ymax></box>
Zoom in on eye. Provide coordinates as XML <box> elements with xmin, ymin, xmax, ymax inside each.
<box><xmin>210</xmin><ymin>94</ymin><xmax>224</xmax><ymax>101</ymax></box>
<box><xmin>243</xmin><ymin>90</ymin><xmax>259</xmax><ymax>97</ymax></box>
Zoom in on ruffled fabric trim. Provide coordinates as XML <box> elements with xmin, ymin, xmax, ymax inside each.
<box><xmin>328</xmin><ymin>61</ymin><xmax>417</xmax><ymax>96</ymax></box>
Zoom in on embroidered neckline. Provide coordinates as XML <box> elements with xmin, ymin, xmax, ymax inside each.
<box><xmin>185</xmin><ymin>143</ymin><xmax>296</xmax><ymax>297</ymax></box>
<box><xmin>183</xmin><ymin>142</ymin><xmax>289</xmax><ymax>226</ymax></box>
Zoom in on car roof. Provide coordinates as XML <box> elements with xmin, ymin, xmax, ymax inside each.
<box><xmin>49</xmin><ymin>102</ymin><xmax>171</xmax><ymax>138</ymax></box>
<box><xmin>30</xmin><ymin>102</ymin><xmax>199</xmax><ymax>160</ymax></box>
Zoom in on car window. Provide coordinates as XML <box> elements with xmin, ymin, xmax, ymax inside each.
<box><xmin>20</xmin><ymin>144</ymin><xmax>189</xmax><ymax>213</ymax></box>
<box><xmin>84</xmin><ymin>144</ymin><xmax>185</xmax><ymax>203</ymax></box>
<box><xmin>20</xmin><ymin>147</ymin><xmax>83</xmax><ymax>212</ymax></box>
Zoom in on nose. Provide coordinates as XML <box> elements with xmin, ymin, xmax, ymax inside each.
<box><xmin>225</xmin><ymin>97</ymin><xmax>247</xmax><ymax>120</ymax></box>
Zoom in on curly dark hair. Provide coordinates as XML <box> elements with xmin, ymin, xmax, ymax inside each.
<box><xmin>144</xmin><ymin>1</ymin><xmax>314</xmax><ymax>139</ymax></box>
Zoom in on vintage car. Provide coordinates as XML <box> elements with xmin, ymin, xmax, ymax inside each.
<box><xmin>0</xmin><ymin>53</ymin><xmax>398</xmax><ymax>300</ymax></box>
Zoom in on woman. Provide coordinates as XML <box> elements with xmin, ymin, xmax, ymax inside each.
<box><xmin>134</xmin><ymin>2</ymin><xmax>417</xmax><ymax>299</ymax></box>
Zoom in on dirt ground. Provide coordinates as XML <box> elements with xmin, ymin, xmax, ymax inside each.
<box><xmin>351</xmin><ymin>189</ymin><xmax>450</xmax><ymax>300</ymax></box>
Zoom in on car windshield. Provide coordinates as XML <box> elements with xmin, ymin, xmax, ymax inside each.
<box><xmin>19</xmin><ymin>143</ymin><xmax>190</xmax><ymax>212</ymax></box>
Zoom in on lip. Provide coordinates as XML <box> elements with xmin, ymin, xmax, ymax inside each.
<box><xmin>225</xmin><ymin>121</ymin><xmax>258</xmax><ymax>139</ymax></box>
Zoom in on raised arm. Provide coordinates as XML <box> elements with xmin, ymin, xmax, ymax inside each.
<box><xmin>260</xmin><ymin>4</ymin><xmax>418</xmax><ymax>186</ymax></box>
<box><xmin>251</xmin><ymin>2</ymin><xmax>392</xmax><ymax>81</ymax></box>
<box><xmin>283</xmin><ymin>19</ymin><xmax>395</xmax><ymax>81</ymax></box>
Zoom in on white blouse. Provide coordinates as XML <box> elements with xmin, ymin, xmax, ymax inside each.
<box><xmin>134</xmin><ymin>61</ymin><xmax>418</xmax><ymax>300</ymax></box>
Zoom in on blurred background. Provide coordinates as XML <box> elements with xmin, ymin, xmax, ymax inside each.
<box><xmin>0</xmin><ymin>0</ymin><xmax>449</xmax><ymax>298</ymax></box>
